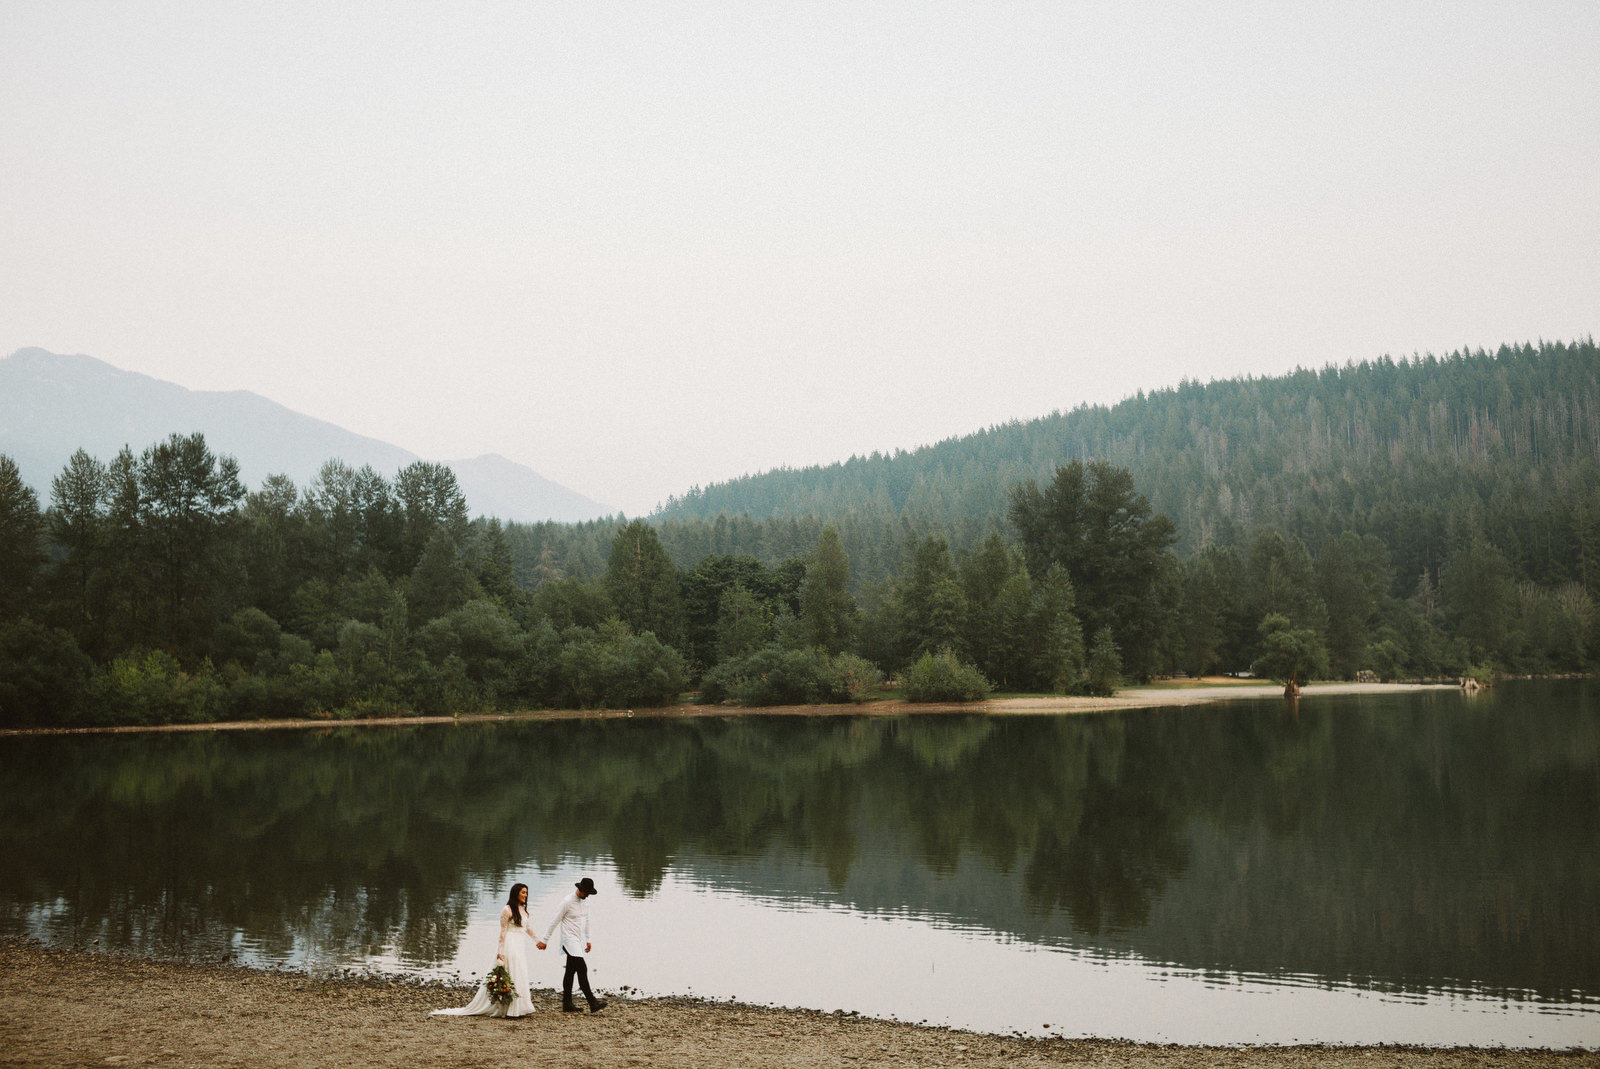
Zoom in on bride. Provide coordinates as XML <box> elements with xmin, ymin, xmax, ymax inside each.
<box><xmin>432</xmin><ymin>883</ymin><xmax>540</xmax><ymax>1018</ymax></box>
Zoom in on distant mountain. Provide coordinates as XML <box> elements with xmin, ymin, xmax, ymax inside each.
<box><xmin>0</xmin><ymin>348</ymin><xmax>614</xmax><ymax>523</ymax></box>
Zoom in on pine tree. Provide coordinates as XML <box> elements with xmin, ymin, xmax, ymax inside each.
<box><xmin>0</xmin><ymin>455</ymin><xmax>43</xmax><ymax>620</ymax></box>
<box><xmin>604</xmin><ymin>520</ymin><xmax>686</xmax><ymax>649</ymax></box>
<box><xmin>800</xmin><ymin>526</ymin><xmax>857</xmax><ymax>654</ymax></box>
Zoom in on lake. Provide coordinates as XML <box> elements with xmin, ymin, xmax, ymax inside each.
<box><xmin>2</xmin><ymin>680</ymin><xmax>1597</xmax><ymax>1046</ymax></box>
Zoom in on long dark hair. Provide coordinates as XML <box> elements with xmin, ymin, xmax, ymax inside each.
<box><xmin>506</xmin><ymin>883</ymin><xmax>528</xmax><ymax>927</ymax></box>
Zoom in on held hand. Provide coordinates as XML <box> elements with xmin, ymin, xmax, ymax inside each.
<box><xmin>585</xmin><ymin>942</ymin><xmax>592</xmax><ymax>954</ymax></box>
<box><xmin>536</xmin><ymin>942</ymin><xmax>547</xmax><ymax>950</ymax></box>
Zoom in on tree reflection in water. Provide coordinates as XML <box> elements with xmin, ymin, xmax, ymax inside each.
<box><xmin>1</xmin><ymin>680</ymin><xmax>1595</xmax><ymax>1001</ymax></box>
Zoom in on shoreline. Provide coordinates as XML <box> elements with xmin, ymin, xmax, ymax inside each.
<box><xmin>0</xmin><ymin>680</ymin><xmax>1459</xmax><ymax>738</ymax></box>
<box><xmin>4</xmin><ymin>941</ymin><xmax>1595</xmax><ymax>1068</ymax></box>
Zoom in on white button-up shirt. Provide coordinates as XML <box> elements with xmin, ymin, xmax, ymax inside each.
<box><xmin>544</xmin><ymin>891</ymin><xmax>591</xmax><ymax>956</ymax></box>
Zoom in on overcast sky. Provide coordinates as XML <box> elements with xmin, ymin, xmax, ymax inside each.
<box><xmin>4</xmin><ymin>2</ymin><xmax>1596</xmax><ymax>515</ymax></box>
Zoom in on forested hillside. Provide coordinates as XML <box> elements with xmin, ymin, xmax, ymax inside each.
<box><xmin>1</xmin><ymin>340</ymin><xmax>1595</xmax><ymax>728</ymax></box>
<box><xmin>651</xmin><ymin>340</ymin><xmax>1600</xmax><ymax>592</ymax></box>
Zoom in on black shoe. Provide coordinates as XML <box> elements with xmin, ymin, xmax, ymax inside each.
<box><xmin>587</xmin><ymin>998</ymin><xmax>608</xmax><ymax>1013</ymax></box>
<box><xmin>562</xmin><ymin>998</ymin><xmax>582</xmax><ymax>1013</ymax></box>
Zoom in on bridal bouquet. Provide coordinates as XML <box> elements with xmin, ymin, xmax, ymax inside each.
<box><xmin>485</xmin><ymin>964</ymin><xmax>515</xmax><ymax>1007</ymax></box>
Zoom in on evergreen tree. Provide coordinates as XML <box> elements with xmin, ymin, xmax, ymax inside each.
<box><xmin>239</xmin><ymin>473</ymin><xmax>303</xmax><ymax>622</ymax></box>
<box><xmin>531</xmin><ymin>577</ymin><xmax>611</xmax><ymax>632</ymax></box>
<box><xmin>352</xmin><ymin>464</ymin><xmax>403</xmax><ymax>574</ymax></box>
<box><xmin>0</xmin><ymin>455</ymin><xmax>43</xmax><ymax>620</ymax></box>
<box><xmin>681</xmin><ymin>554</ymin><xmax>781</xmax><ymax>668</ymax></box>
<box><xmin>409</xmin><ymin>530</ymin><xmax>481</xmax><ymax>626</ymax></box>
<box><xmin>1551</xmin><ymin>583</ymin><xmax>1595</xmax><ymax>669</ymax></box>
<box><xmin>1315</xmin><ymin>532</ymin><xmax>1391</xmax><ymax>678</ymax></box>
<box><xmin>1440</xmin><ymin>538</ymin><xmax>1517</xmax><ymax>664</ymax></box>
<box><xmin>1247</xmin><ymin>530</ymin><xmax>1324</xmax><ymax>633</ymax></box>
<box><xmin>99</xmin><ymin>447</ymin><xmax>148</xmax><ymax>651</ymax></box>
<box><xmin>716</xmin><ymin>583</ymin><xmax>772</xmax><ymax>661</ymax></box>
<box><xmin>1008</xmin><ymin>461</ymin><xmax>1176</xmax><ymax>679</ymax></box>
<box><xmin>46</xmin><ymin>449</ymin><xmax>106</xmax><ymax>637</ymax></box>
<box><xmin>958</xmin><ymin>531</ymin><xmax>1024</xmax><ymax>680</ymax></box>
<box><xmin>984</xmin><ymin>569</ymin><xmax>1037</xmax><ymax>687</ymax></box>
<box><xmin>900</xmin><ymin>536</ymin><xmax>968</xmax><ymax>663</ymax></box>
<box><xmin>1178</xmin><ymin>543</ymin><xmax>1249</xmax><ymax>676</ymax></box>
<box><xmin>1082</xmin><ymin>628</ymin><xmax>1122</xmax><ymax>697</ymax></box>
<box><xmin>604</xmin><ymin>520</ymin><xmax>686</xmax><ymax>649</ymax></box>
<box><xmin>1015</xmin><ymin>565</ymin><xmax>1085</xmax><ymax>692</ymax></box>
<box><xmin>800</xmin><ymin>526</ymin><xmax>857</xmax><ymax>654</ymax></box>
<box><xmin>304</xmin><ymin>459</ymin><xmax>363</xmax><ymax>579</ymax></box>
<box><xmin>469</xmin><ymin>517</ymin><xmax>518</xmax><ymax>605</ymax></box>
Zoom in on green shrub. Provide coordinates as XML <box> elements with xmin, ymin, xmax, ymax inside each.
<box><xmin>215</xmin><ymin>607</ymin><xmax>285</xmax><ymax>672</ymax></box>
<box><xmin>408</xmin><ymin>653</ymin><xmax>478</xmax><ymax>715</ymax></box>
<box><xmin>554</xmin><ymin>619</ymin><xmax>687</xmax><ymax>709</ymax></box>
<box><xmin>222</xmin><ymin>668</ymin><xmax>286</xmax><ymax>721</ymax></box>
<box><xmin>896</xmin><ymin>649</ymin><xmax>991</xmax><ymax>703</ymax></box>
<box><xmin>336</xmin><ymin>697</ymin><xmax>413</xmax><ymax>720</ymax></box>
<box><xmin>700</xmin><ymin>647</ymin><xmax>839</xmax><ymax>706</ymax></box>
<box><xmin>309</xmin><ymin>649</ymin><xmax>357</xmax><ymax>714</ymax></box>
<box><xmin>0</xmin><ymin>618</ymin><xmax>94</xmax><ymax>726</ymax></box>
<box><xmin>89</xmin><ymin>651</ymin><xmax>228</xmax><ymax>724</ymax></box>
<box><xmin>415</xmin><ymin>599</ymin><xmax>526</xmax><ymax>705</ymax></box>
<box><xmin>830</xmin><ymin>653</ymin><xmax>884</xmax><ymax>703</ymax></box>
<box><xmin>699</xmin><ymin>647</ymin><xmax>885</xmax><ymax>706</ymax></box>
<box><xmin>1363</xmin><ymin>637</ymin><xmax>1406</xmax><ymax>682</ymax></box>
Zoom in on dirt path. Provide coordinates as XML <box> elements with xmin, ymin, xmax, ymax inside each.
<box><xmin>0</xmin><ymin>681</ymin><xmax>1456</xmax><ymax>738</ymax></box>
<box><xmin>2</xmin><ymin>942</ymin><xmax>1591</xmax><ymax>1069</ymax></box>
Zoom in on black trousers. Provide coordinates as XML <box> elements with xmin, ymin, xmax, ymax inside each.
<box><xmin>563</xmin><ymin>952</ymin><xmax>595</xmax><ymax>1003</ymax></box>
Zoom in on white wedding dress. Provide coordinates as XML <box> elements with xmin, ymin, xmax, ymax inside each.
<box><xmin>432</xmin><ymin>904</ymin><xmax>539</xmax><ymax>1018</ymax></box>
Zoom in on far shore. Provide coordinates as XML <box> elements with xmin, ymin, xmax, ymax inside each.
<box><xmin>0</xmin><ymin>679</ymin><xmax>1459</xmax><ymax>738</ymax></box>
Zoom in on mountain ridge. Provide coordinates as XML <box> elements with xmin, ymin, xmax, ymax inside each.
<box><xmin>0</xmin><ymin>347</ymin><xmax>615</xmax><ymax>524</ymax></box>
<box><xmin>634</xmin><ymin>339</ymin><xmax>1600</xmax><ymax>596</ymax></box>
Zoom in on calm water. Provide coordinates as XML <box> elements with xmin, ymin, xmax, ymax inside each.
<box><xmin>2</xmin><ymin>681</ymin><xmax>1597</xmax><ymax>1046</ymax></box>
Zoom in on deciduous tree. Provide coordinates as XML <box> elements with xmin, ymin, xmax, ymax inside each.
<box><xmin>136</xmin><ymin>434</ymin><xmax>245</xmax><ymax>655</ymax></box>
<box><xmin>395</xmin><ymin>461</ymin><xmax>470</xmax><ymax>572</ymax></box>
<box><xmin>1252</xmin><ymin>613</ymin><xmax>1329</xmax><ymax>698</ymax></box>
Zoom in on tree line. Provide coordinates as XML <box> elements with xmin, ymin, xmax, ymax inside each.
<box><xmin>2</xmin><ymin>416</ymin><xmax>1593</xmax><ymax>726</ymax></box>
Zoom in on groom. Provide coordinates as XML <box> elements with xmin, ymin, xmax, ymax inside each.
<box><xmin>538</xmin><ymin>876</ymin><xmax>607</xmax><ymax>1013</ymax></box>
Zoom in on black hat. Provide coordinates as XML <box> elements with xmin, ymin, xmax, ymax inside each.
<box><xmin>575</xmin><ymin>877</ymin><xmax>598</xmax><ymax>895</ymax></box>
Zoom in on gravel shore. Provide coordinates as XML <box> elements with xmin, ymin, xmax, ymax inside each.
<box><xmin>4</xmin><ymin>941</ymin><xmax>1594</xmax><ymax>1069</ymax></box>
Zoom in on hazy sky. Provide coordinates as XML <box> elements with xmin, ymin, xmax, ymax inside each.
<box><xmin>4</xmin><ymin>2</ymin><xmax>1596</xmax><ymax>515</ymax></box>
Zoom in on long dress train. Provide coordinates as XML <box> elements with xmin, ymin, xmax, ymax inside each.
<box><xmin>432</xmin><ymin>905</ymin><xmax>539</xmax><ymax>1018</ymax></box>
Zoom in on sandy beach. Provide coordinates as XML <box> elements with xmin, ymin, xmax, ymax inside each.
<box><xmin>3</xmin><ymin>941</ymin><xmax>1594</xmax><ymax>1069</ymax></box>
<box><xmin>0</xmin><ymin>680</ymin><xmax>1457</xmax><ymax>737</ymax></box>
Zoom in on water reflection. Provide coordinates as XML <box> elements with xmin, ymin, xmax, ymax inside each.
<box><xmin>2</xmin><ymin>681</ymin><xmax>1597</xmax><ymax>1016</ymax></box>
